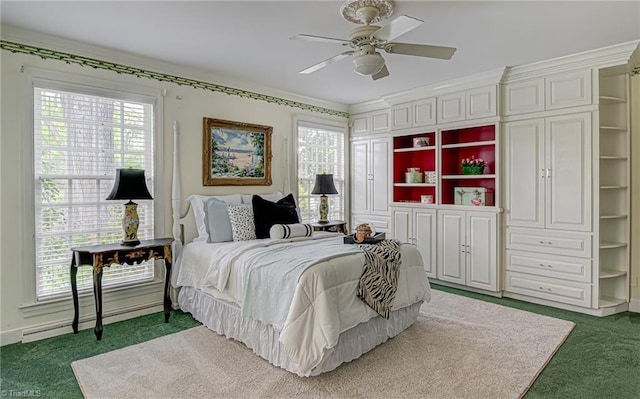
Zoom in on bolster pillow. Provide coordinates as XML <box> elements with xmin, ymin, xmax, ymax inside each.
<box><xmin>269</xmin><ymin>223</ymin><xmax>314</xmax><ymax>239</ymax></box>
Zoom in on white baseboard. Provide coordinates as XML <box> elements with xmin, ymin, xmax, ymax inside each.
<box><xmin>630</xmin><ymin>298</ymin><xmax>640</xmax><ymax>313</ymax></box>
<box><xmin>1</xmin><ymin>302</ymin><xmax>163</xmax><ymax>345</ymax></box>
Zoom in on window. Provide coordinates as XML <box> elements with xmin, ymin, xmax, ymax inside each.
<box><xmin>33</xmin><ymin>84</ymin><xmax>156</xmax><ymax>300</ymax></box>
<box><xmin>296</xmin><ymin>121</ymin><xmax>346</xmax><ymax>223</ymax></box>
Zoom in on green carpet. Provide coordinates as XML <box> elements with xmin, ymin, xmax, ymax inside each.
<box><xmin>1</xmin><ymin>285</ymin><xmax>638</xmax><ymax>398</ymax></box>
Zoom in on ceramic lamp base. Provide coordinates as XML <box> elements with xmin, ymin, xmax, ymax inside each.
<box><xmin>122</xmin><ymin>201</ymin><xmax>140</xmax><ymax>246</ymax></box>
<box><xmin>318</xmin><ymin>195</ymin><xmax>329</xmax><ymax>223</ymax></box>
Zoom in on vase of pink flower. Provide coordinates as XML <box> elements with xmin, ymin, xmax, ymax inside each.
<box><xmin>461</xmin><ymin>156</ymin><xmax>485</xmax><ymax>175</ymax></box>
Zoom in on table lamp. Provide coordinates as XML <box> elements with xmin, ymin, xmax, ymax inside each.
<box><xmin>311</xmin><ymin>173</ymin><xmax>338</xmax><ymax>223</ymax></box>
<box><xmin>106</xmin><ymin>168</ymin><xmax>153</xmax><ymax>246</ymax></box>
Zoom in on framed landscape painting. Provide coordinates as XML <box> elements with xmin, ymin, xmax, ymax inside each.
<box><xmin>203</xmin><ymin>118</ymin><xmax>272</xmax><ymax>186</ymax></box>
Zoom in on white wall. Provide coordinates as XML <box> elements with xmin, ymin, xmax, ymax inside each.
<box><xmin>0</xmin><ymin>27</ymin><xmax>347</xmax><ymax>344</ymax></box>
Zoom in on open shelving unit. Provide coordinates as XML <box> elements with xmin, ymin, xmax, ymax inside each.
<box><xmin>597</xmin><ymin>66</ymin><xmax>630</xmax><ymax>309</ymax></box>
<box><xmin>391</xmin><ymin>125</ymin><xmax>498</xmax><ymax>208</ymax></box>
<box><xmin>392</xmin><ymin>131</ymin><xmax>437</xmax><ymax>203</ymax></box>
<box><xmin>440</xmin><ymin>125</ymin><xmax>497</xmax><ymax>206</ymax></box>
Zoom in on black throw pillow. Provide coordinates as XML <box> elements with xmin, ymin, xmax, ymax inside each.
<box><xmin>252</xmin><ymin>194</ymin><xmax>300</xmax><ymax>239</ymax></box>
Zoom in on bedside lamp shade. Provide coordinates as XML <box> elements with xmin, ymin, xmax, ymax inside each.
<box><xmin>106</xmin><ymin>168</ymin><xmax>153</xmax><ymax>246</ymax></box>
<box><xmin>311</xmin><ymin>174</ymin><xmax>338</xmax><ymax>223</ymax></box>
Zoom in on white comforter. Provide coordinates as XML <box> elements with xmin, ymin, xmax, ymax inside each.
<box><xmin>173</xmin><ymin>233</ymin><xmax>430</xmax><ymax>374</ymax></box>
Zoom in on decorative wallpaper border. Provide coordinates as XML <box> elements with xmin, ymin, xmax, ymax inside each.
<box><xmin>1</xmin><ymin>40</ymin><xmax>349</xmax><ymax>119</ymax></box>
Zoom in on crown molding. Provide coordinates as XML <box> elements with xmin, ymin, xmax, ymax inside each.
<box><xmin>0</xmin><ymin>24</ymin><xmax>349</xmax><ymax>118</ymax></box>
<box><xmin>504</xmin><ymin>40</ymin><xmax>640</xmax><ymax>83</ymax></box>
<box><xmin>380</xmin><ymin>67</ymin><xmax>507</xmax><ymax>105</ymax></box>
<box><xmin>348</xmin><ymin>98</ymin><xmax>390</xmax><ymax>115</ymax></box>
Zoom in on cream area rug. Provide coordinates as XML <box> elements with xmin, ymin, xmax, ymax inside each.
<box><xmin>72</xmin><ymin>290</ymin><xmax>574</xmax><ymax>399</ymax></box>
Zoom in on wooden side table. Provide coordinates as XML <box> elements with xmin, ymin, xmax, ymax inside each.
<box><xmin>70</xmin><ymin>238</ymin><xmax>173</xmax><ymax>340</ymax></box>
<box><xmin>310</xmin><ymin>220</ymin><xmax>348</xmax><ymax>235</ymax></box>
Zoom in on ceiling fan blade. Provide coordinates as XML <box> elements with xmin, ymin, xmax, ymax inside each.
<box><xmin>371</xmin><ymin>64</ymin><xmax>389</xmax><ymax>81</ymax></box>
<box><xmin>373</xmin><ymin>15</ymin><xmax>423</xmax><ymax>42</ymax></box>
<box><xmin>291</xmin><ymin>34</ymin><xmax>351</xmax><ymax>46</ymax></box>
<box><xmin>299</xmin><ymin>51</ymin><xmax>355</xmax><ymax>74</ymax></box>
<box><xmin>385</xmin><ymin>43</ymin><xmax>457</xmax><ymax>60</ymax></box>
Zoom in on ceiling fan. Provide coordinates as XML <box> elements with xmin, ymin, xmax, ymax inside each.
<box><xmin>291</xmin><ymin>0</ymin><xmax>457</xmax><ymax>80</ymax></box>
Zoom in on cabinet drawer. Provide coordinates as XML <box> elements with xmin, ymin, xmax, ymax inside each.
<box><xmin>505</xmin><ymin>271</ymin><xmax>591</xmax><ymax>307</ymax></box>
<box><xmin>506</xmin><ymin>250</ymin><xmax>591</xmax><ymax>283</ymax></box>
<box><xmin>506</xmin><ymin>228</ymin><xmax>591</xmax><ymax>258</ymax></box>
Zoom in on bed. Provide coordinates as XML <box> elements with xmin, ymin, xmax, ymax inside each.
<box><xmin>169</xmin><ymin>123</ymin><xmax>430</xmax><ymax>377</ymax></box>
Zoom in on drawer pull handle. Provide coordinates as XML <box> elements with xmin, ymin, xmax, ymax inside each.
<box><xmin>539</xmin><ymin>263</ymin><xmax>545</xmax><ymax>267</ymax></box>
<box><xmin>539</xmin><ymin>286</ymin><xmax>544</xmax><ymax>290</ymax></box>
<box><xmin>547</xmin><ymin>265</ymin><xmax>553</xmax><ymax>268</ymax></box>
<box><xmin>547</xmin><ymin>241</ymin><xmax>553</xmax><ymax>245</ymax></box>
<box><xmin>539</xmin><ymin>240</ymin><xmax>545</xmax><ymax>244</ymax></box>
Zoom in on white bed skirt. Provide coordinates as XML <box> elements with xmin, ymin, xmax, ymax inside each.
<box><xmin>178</xmin><ymin>286</ymin><xmax>423</xmax><ymax>377</ymax></box>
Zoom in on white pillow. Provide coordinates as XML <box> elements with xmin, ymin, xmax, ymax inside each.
<box><xmin>227</xmin><ymin>204</ymin><xmax>256</xmax><ymax>241</ymax></box>
<box><xmin>269</xmin><ymin>223</ymin><xmax>314</xmax><ymax>239</ymax></box>
<box><xmin>241</xmin><ymin>192</ymin><xmax>283</xmax><ymax>204</ymax></box>
<box><xmin>188</xmin><ymin>194</ymin><xmax>242</xmax><ymax>242</ymax></box>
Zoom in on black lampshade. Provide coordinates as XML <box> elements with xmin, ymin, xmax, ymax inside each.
<box><xmin>311</xmin><ymin>174</ymin><xmax>338</xmax><ymax>195</ymax></box>
<box><xmin>105</xmin><ymin>169</ymin><xmax>153</xmax><ymax>200</ymax></box>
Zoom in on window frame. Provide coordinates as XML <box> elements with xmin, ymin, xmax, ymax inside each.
<box><xmin>293</xmin><ymin>116</ymin><xmax>349</xmax><ymax>225</ymax></box>
<box><xmin>20</xmin><ymin>67</ymin><xmax>165</xmax><ymax>306</ymax></box>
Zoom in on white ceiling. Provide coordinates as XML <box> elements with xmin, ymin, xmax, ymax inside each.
<box><xmin>2</xmin><ymin>1</ymin><xmax>639</xmax><ymax>106</ymax></box>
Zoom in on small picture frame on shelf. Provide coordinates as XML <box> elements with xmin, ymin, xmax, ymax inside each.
<box><xmin>412</xmin><ymin>137</ymin><xmax>430</xmax><ymax>147</ymax></box>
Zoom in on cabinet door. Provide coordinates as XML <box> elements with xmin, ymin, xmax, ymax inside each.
<box><xmin>351</xmin><ymin>114</ymin><xmax>370</xmax><ymax>136</ymax></box>
<box><xmin>545</xmin><ymin>113</ymin><xmax>592</xmax><ymax>231</ymax></box>
<box><xmin>504</xmin><ymin>119</ymin><xmax>545</xmax><ymax>228</ymax></box>
<box><xmin>414</xmin><ymin>209</ymin><xmax>436</xmax><ymax>278</ymax></box>
<box><xmin>466</xmin><ymin>212</ymin><xmax>497</xmax><ymax>291</ymax></box>
<box><xmin>438</xmin><ymin>210</ymin><xmax>466</xmax><ymax>284</ymax></box>
<box><xmin>438</xmin><ymin>92</ymin><xmax>465</xmax><ymax>124</ymax></box>
<box><xmin>391</xmin><ymin>207</ymin><xmax>412</xmax><ymax>244</ymax></box>
<box><xmin>351</xmin><ymin>140</ymin><xmax>370</xmax><ymax>214</ymax></box>
<box><xmin>466</xmin><ymin>86</ymin><xmax>497</xmax><ymax>119</ymax></box>
<box><xmin>370</xmin><ymin>138</ymin><xmax>390</xmax><ymax>214</ymax></box>
<box><xmin>371</xmin><ymin>110</ymin><xmax>390</xmax><ymax>133</ymax></box>
<box><xmin>545</xmin><ymin>69</ymin><xmax>592</xmax><ymax>110</ymax></box>
<box><xmin>504</xmin><ymin>78</ymin><xmax>545</xmax><ymax>115</ymax></box>
<box><xmin>413</xmin><ymin>98</ymin><xmax>436</xmax><ymax>127</ymax></box>
<box><xmin>391</xmin><ymin>103</ymin><xmax>412</xmax><ymax>130</ymax></box>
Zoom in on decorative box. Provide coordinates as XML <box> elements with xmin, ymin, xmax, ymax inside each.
<box><xmin>344</xmin><ymin>232</ymin><xmax>385</xmax><ymax>245</ymax></box>
<box><xmin>454</xmin><ymin>187</ymin><xmax>494</xmax><ymax>206</ymax></box>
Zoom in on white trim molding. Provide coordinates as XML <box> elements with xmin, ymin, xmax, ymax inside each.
<box><xmin>630</xmin><ymin>299</ymin><xmax>640</xmax><ymax>313</ymax></box>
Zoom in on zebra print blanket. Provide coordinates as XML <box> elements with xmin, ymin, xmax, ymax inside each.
<box><xmin>356</xmin><ymin>239</ymin><xmax>402</xmax><ymax>319</ymax></box>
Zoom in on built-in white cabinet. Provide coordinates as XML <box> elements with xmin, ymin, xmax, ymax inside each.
<box><xmin>390</xmin><ymin>97</ymin><xmax>436</xmax><ymax>130</ymax></box>
<box><xmin>391</xmin><ymin>207</ymin><xmax>436</xmax><ymax>277</ymax></box>
<box><xmin>437</xmin><ymin>92</ymin><xmax>465</xmax><ymax>124</ymax></box>
<box><xmin>438</xmin><ymin>210</ymin><xmax>498</xmax><ymax>291</ymax></box>
<box><xmin>546</xmin><ymin>69</ymin><xmax>592</xmax><ymax>110</ymax></box>
<box><xmin>351</xmin><ymin>109</ymin><xmax>391</xmax><ymax>136</ymax></box>
<box><xmin>504</xmin><ymin>79</ymin><xmax>545</xmax><ymax>115</ymax></box>
<box><xmin>351</xmin><ymin>137</ymin><xmax>391</xmax><ymax>233</ymax></box>
<box><xmin>504</xmin><ymin>112</ymin><xmax>592</xmax><ymax>232</ymax></box>
<box><xmin>437</xmin><ymin>85</ymin><xmax>497</xmax><ymax>124</ymax></box>
<box><xmin>504</xmin><ymin>69</ymin><xmax>593</xmax><ymax>116</ymax></box>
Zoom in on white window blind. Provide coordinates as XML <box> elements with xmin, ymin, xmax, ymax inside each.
<box><xmin>33</xmin><ymin>86</ymin><xmax>155</xmax><ymax>300</ymax></box>
<box><xmin>297</xmin><ymin>122</ymin><xmax>345</xmax><ymax>223</ymax></box>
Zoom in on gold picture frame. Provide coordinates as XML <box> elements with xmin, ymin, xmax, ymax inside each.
<box><xmin>203</xmin><ymin>118</ymin><xmax>273</xmax><ymax>186</ymax></box>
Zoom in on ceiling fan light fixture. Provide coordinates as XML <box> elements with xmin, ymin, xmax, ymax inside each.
<box><xmin>353</xmin><ymin>53</ymin><xmax>385</xmax><ymax>76</ymax></box>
